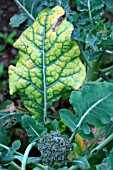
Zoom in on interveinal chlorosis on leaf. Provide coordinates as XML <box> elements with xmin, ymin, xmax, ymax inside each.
<box><xmin>9</xmin><ymin>6</ymin><xmax>86</xmax><ymax>121</ymax></box>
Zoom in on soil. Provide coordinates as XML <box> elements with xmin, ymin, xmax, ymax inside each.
<box><xmin>0</xmin><ymin>0</ymin><xmax>20</xmax><ymax>31</ymax></box>
<box><xmin>0</xmin><ymin>0</ymin><xmax>21</xmax><ymax>106</ymax></box>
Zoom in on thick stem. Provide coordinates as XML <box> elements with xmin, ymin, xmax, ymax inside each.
<box><xmin>87</xmin><ymin>133</ymin><xmax>113</xmax><ymax>160</ymax></box>
<box><xmin>21</xmin><ymin>142</ymin><xmax>36</xmax><ymax>170</ymax></box>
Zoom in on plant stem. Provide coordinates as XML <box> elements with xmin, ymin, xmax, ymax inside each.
<box><xmin>36</xmin><ymin>164</ymin><xmax>49</xmax><ymax>170</ymax></box>
<box><xmin>69</xmin><ymin>129</ymin><xmax>77</xmax><ymax>142</ymax></box>
<box><xmin>105</xmin><ymin>50</ymin><xmax>113</xmax><ymax>54</ymax></box>
<box><xmin>87</xmin><ymin>133</ymin><xmax>113</xmax><ymax>160</ymax></box>
<box><xmin>101</xmin><ymin>65</ymin><xmax>113</xmax><ymax>73</ymax></box>
<box><xmin>0</xmin><ymin>143</ymin><xmax>22</xmax><ymax>156</ymax></box>
<box><xmin>21</xmin><ymin>142</ymin><xmax>36</xmax><ymax>170</ymax></box>
<box><xmin>88</xmin><ymin>0</ymin><xmax>92</xmax><ymax>24</ymax></box>
<box><xmin>95</xmin><ymin>71</ymin><xmax>112</xmax><ymax>82</ymax></box>
<box><xmin>10</xmin><ymin>161</ymin><xmax>21</xmax><ymax>170</ymax></box>
<box><xmin>15</xmin><ymin>0</ymin><xmax>35</xmax><ymax>21</ymax></box>
<box><xmin>78</xmin><ymin>41</ymin><xmax>90</xmax><ymax>66</ymax></box>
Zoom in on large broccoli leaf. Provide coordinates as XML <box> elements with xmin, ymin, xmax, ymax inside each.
<box><xmin>9</xmin><ymin>6</ymin><xmax>86</xmax><ymax>121</ymax></box>
<box><xmin>60</xmin><ymin>82</ymin><xmax>113</xmax><ymax>138</ymax></box>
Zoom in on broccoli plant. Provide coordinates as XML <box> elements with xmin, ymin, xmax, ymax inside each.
<box><xmin>0</xmin><ymin>0</ymin><xmax>113</xmax><ymax>170</ymax></box>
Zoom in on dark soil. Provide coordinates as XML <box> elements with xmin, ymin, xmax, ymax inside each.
<box><xmin>0</xmin><ymin>0</ymin><xmax>19</xmax><ymax>32</ymax></box>
<box><xmin>0</xmin><ymin>0</ymin><xmax>21</xmax><ymax>107</ymax></box>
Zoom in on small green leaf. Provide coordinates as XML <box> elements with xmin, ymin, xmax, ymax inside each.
<box><xmin>22</xmin><ymin>115</ymin><xmax>46</xmax><ymax>142</ymax></box>
<box><xmin>105</xmin><ymin>0</ymin><xmax>113</xmax><ymax>13</ymax></box>
<box><xmin>60</xmin><ymin>109</ymin><xmax>77</xmax><ymax>132</ymax></box>
<box><xmin>77</xmin><ymin>0</ymin><xmax>104</xmax><ymax>12</ymax></box>
<box><xmin>72</xmin><ymin>156</ymin><xmax>90</xmax><ymax>169</ymax></box>
<box><xmin>0</xmin><ymin>62</ymin><xmax>4</xmax><ymax>77</ymax></box>
<box><xmin>0</xmin><ymin>108</ymin><xmax>25</xmax><ymax>145</ymax></box>
<box><xmin>10</xmin><ymin>14</ymin><xmax>28</xmax><ymax>28</ymax></box>
<box><xmin>6</xmin><ymin>32</ymin><xmax>16</xmax><ymax>45</ymax></box>
<box><xmin>0</xmin><ymin>165</ymin><xmax>7</xmax><ymax>170</ymax></box>
<box><xmin>52</xmin><ymin>119</ymin><xmax>59</xmax><ymax>131</ymax></box>
<box><xmin>1</xmin><ymin>148</ymin><xmax>14</xmax><ymax>164</ymax></box>
<box><xmin>12</xmin><ymin>140</ymin><xmax>21</xmax><ymax>150</ymax></box>
<box><xmin>14</xmin><ymin>0</ymin><xmax>39</xmax><ymax>21</ymax></box>
<box><xmin>86</xmin><ymin>36</ymin><xmax>100</xmax><ymax>51</ymax></box>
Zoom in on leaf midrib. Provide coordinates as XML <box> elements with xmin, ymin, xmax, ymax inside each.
<box><xmin>42</xmin><ymin>11</ymin><xmax>50</xmax><ymax>121</ymax></box>
<box><xmin>76</xmin><ymin>92</ymin><xmax>113</xmax><ymax>128</ymax></box>
<box><xmin>15</xmin><ymin>0</ymin><xmax>35</xmax><ymax>21</ymax></box>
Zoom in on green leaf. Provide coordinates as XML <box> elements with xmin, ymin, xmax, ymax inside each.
<box><xmin>105</xmin><ymin>0</ymin><xmax>113</xmax><ymax>13</ymax></box>
<box><xmin>105</xmin><ymin>121</ymin><xmax>113</xmax><ymax>138</ymax></box>
<box><xmin>0</xmin><ymin>127</ymin><xmax>11</xmax><ymax>146</ymax></box>
<box><xmin>60</xmin><ymin>82</ymin><xmax>113</xmax><ymax>137</ymax></box>
<box><xmin>1</xmin><ymin>148</ymin><xmax>14</xmax><ymax>164</ymax></box>
<box><xmin>86</xmin><ymin>36</ymin><xmax>100</xmax><ymax>51</ymax></box>
<box><xmin>77</xmin><ymin>0</ymin><xmax>104</xmax><ymax>12</ymax></box>
<box><xmin>6</xmin><ymin>32</ymin><xmax>16</xmax><ymax>45</ymax></box>
<box><xmin>96</xmin><ymin>147</ymin><xmax>113</xmax><ymax>170</ymax></box>
<box><xmin>12</xmin><ymin>140</ymin><xmax>21</xmax><ymax>150</ymax></box>
<box><xmin>10</xmin><ymin>14</ymin><xmax>28</xmax><ymax>28</ymax></box>
<box><xmin>22</xmin><ymin>115</ymin><xmax>46</xmax><ymax>141</ymax></box>
<box><xmin>9</xmin><ymin>6</ymin><xmax>86</xmax><ymax>121</ymax></box>
<box><xmin>0</xmin><ymin>165</ymin><xmax>7</xmax><ymax>170</ymax></box>
<box><xmin>60</xmin><ymin>109</ymin><xmax>77</xmax><ymax>132</ymax></box>
<box><xmin>76</xmin><ymin>0</ymin><xmax>104</xmax><ymax>25</ymax></box>
<box><xmin>72</xmin><ymin>156</ymin><xmax>90</xmax><ymax>169</ymax></box>
<box><xmin>0</xmin><ymin>62</ymin><xmax>4</xmax><ymax>77</ymax></box>
<box><xmin>52</xmin><ymin>119</ymin><xmax>59</xmax><ymax>131</ymax></box>
<box><xmin>14</xmin><ymin>0</ymin><xmax>39</xmax><ymax>21</ymax></box>
<box><xmin>0</xmin><ymin>109</ymin><xmax>24</xmax><ymax>145</ymax></box>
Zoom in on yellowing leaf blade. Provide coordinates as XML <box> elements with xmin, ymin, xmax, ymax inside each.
<box><xmin>9</xmin><ymin>6</ymin><xmax>86</xmax><ymax>121</ymax></box>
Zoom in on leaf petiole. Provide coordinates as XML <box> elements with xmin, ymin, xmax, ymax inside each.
<box><xmin>87</xmin><ymin>133</ymin><xmax>113</xmax><ymax>159</ymax></box>
<box><xmin>88</xmin><ymin>0</ymin><xmax>93</xmax><ymax>25</ymax></box>
<box><xmin>21</xmin><ymin>142</ymin><xmax>36</xmax><ymax>170</ymax></box>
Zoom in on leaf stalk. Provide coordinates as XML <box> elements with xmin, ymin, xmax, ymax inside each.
<box><xmin>88</xmin><ymin>0</ymin><xmax>92</xmax><ymax>24</ymax></box>
<box><xmin>21</xmin><ymin>142</ymin><xmax>36</xmax><ymax>170</ymax></box>
<box><xmin>86</xmin><ymin>133</ymin><xmax>113</xmax><ymax>160</ymax></box>
<box><xmin>15</xmin><ymin>0</ymin><xmax>35</xmax><ymax>21</ymax></box>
